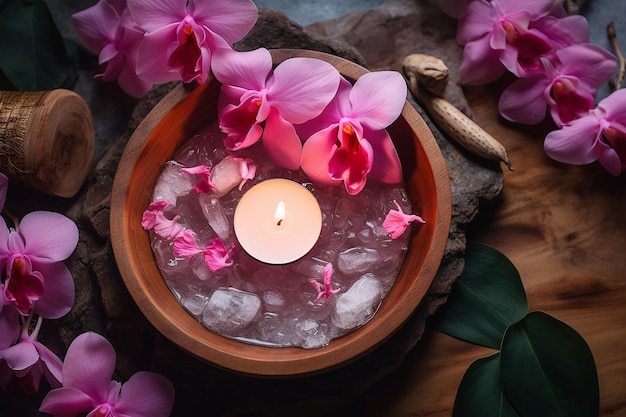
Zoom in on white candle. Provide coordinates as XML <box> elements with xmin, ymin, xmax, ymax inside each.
<box><xmin>233</xmin><ymin>178</ymin><xmax>322</xmax><ymax>264</ymax></box>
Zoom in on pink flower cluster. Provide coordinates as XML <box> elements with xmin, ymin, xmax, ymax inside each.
<box><xmin>213</xmin><ymin>47</ymin><xmax>407</xmax><ymax>195</ymax></box>
<box><xmin>0</xmin><ymin>174</ymin><xmax>174</xmax><ymax>416</ymax></box>
<box><xmin>71</xmin><ymin>0</ymin><xmax>258</xmax><ymax>97</ymax></box>
<box><xmin>443</xmin><ymin>0</ymin><xmax>626</xmax><ymax>175</ymax></box>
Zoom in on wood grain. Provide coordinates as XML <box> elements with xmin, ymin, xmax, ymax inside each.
<box><xmin>354</xmin><ymin>83</ymin><xmax>626</xmax><ymax>416</ymax></box>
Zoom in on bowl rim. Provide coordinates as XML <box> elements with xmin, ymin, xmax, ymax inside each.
<box><xmin>110</xmin><ymin>49</ymin><xmax>452</xmax><ymax>376</ymax></box>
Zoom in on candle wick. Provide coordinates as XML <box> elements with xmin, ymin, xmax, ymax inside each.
<box><xmin>276</xmin><ymin>219</ymin><xmax>283</xmax><ymax>226</ymax></box>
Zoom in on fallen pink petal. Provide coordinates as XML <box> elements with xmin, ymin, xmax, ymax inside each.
<box><xmin>382</xmin><ymin>200</ymin><xmax>425</xmax><ymax>239</ymax></box>
<box><xmin>141</xmin><ymin>200</ymin><xmax>185</xmax><ymax>240</ymax></box>
<box><xmin>310</xmin><ymin>263</ymin><xmax>340</xmax><ymax>301</ymax></box>
<box><xmin>180</xmin><ymin>165</ymin><xmax>216</xmax><ymax>193</ymax></box>
<box><xmin>202</xmin><ymin>238</ymin><xmax>237</xmax><ymax>272</ymax></box>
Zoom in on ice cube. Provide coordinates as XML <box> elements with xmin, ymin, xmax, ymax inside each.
<box><xmin>210</xmin><ymin>156</ymin><xmax>244</xmax><ymax>198</ymax></box>
<box><xmin>337</xmin><ymin>246</ymin><xmax>380</xmax><ymax>275</ymax></box>
<box><xmin>153</xmin><ymin>161</ymin><xmax>195</xmax><ymax>204</ymax></box>
<box><xmin>332</xmin><ymin>274</ymin><xmax>383</xmax><ymax>330</ymax></box>
<box><xmin>295</xmin><ymin>319</ymin><xmax>330</xmax><ymax>349</ymax></box>
<box><xmin>202</xmin><ymin>288</ymin><xmax>261</xmax><ymax>334</ymax></box>
<box><xmin>199</xmin><ymin>194</ymin><xmax>230</xmax><ymax>239</ymax></box>
<box><xmin>181</xmin><ymin>293</ymin><xmax>209</xmax><ymax>317</ymax></box>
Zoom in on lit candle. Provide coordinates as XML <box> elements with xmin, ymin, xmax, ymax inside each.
<box><xmin>233</xmin><ymin>178</ymin><xmax>322</xmax><ymax>264</ymax></box>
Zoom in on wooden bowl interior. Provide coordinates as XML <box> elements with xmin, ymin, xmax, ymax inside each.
<box><xmin>111</xmin><ymin>50</ymin><xmax>451</xmax><ymax>376</ymax></box>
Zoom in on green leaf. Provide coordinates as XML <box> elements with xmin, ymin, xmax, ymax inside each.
<box><xmin>500</xmin><ymin>311</ymin><xmax>599</xmax><ymax>417</ymax></box>
<box><xmin>0</xmin><ymin>0</ymin><xmax>76</xmax><ymax>90</ymax></box>
<box><xmin>431</xmin><ymin>242</ymin><xmax>529</xmax><ymax>349</ymax></box>
<box><xmin>453</xmin><ymin>353</ymin><xmax>522</xmax><ymax>417</ymax></box>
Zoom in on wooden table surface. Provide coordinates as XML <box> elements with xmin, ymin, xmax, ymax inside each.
<box><xmin>355</xmin><ymin>82</ymin><xmax>626</xmax><ymax>417</ymax></box>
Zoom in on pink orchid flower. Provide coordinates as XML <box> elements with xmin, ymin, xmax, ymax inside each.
<box><xmin>231</xmin><ymin>157</ymin><xmax>257</xmax><ymax>190</ymax></box>
<box><xmin>180</xmin><ymin>165</ymin><xmax>216</xmax><ymax>193</ymax></box>
<box><xmin>498</xmin><ymin>43</ymin><xmax>617</xmax><ymax>126</ymax></box>
<box><xmin>309</xmin><ymin>263</ymin><xmax>340</xmax><ymax>301</ymax></box>
<box><xmin>382</xmin><ymin>200</ymin><xmax>425</xmax><ymax>239</ymax></box>
<box><xmin>174</xmin><ymin>230</ymin><xmax>236</xmax><ymax>272</ymax></box>
<box><xmin>72</xmin><ymin>0</ymin><xmax>152</xmax><ymax>98</ymax></box>
<box><xmin>126</xmin><ymin>0</ymin><xmax>258</xmax><ymax>85</ymax></box>
<box><xmin>0</xmin><ymin>316</ymin><xmax>62</xmax><ymax>393</ymax></box>
<box><xmin>299</xmin><ymin>71</ymin><xmax>406</xmax><ymax>195</ymax></box>
<box><xmin>0</xmin><ymin>212</ymin><xmax>77</xmax><ymax>319</ymax></box>
<box><xmin>141</xmin><ymin>200</ymin><xmax>184</xmax><ymax>240</ymax></box>
<box><xmin>212</xmin><ymin>47</ymin><xmax>341</xmax><ymax>169</ymax></box>
<box><xmin>456</xmin><ymin>0</ymin><xmax>562</xmax><ymax>84</ymax></box>
<box><xmin>39</xmin><ymin>331</ymin><xmax>175</xmax><ymax>417</ymax></box>
<box><xmin>544</xmin><ymin>88</ymin><xmax>626</xmax><ymax>176</ymax></box>
<box><xmin>0</xmin><ymin>173</ymin><xmax>7</xmax><ymax>212</ymax></box>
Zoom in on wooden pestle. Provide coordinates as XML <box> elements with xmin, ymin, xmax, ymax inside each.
<box><xmin>0</xmin><ymin>89</ymin><xmax>95</xmax><ymax>198</ymax></box>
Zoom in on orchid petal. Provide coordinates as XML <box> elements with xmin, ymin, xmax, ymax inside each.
<box><xmin>0</xmin><ymin>340</ymin><xmax>39</xmax><ymax>371</ymax></box>
<box><xmin>557</xmin><ymin>44</ymin><xmax>617</xmax><ymax>90</ymax></box>
<box><xmin>220</xmin><ymin>100</ymin><xmax>264</xmax><ymax>151</ymax></box>
<box><xmin>366</xmin><ymin>128</ymin><xmax>403</xmax><ymax>184</ymax></box>
<box><xmin>596</xmin><ymin>144</ymin><xmax>623</xmax><ymax>176</ymax></box>
<box><xmin>329</xmin><ymin>134</ymin><xmax>373</xmax><ymax>195</ymax></box>
<box><xmin>544</xmin><ymin>116</ymin><xmax>603</xmax><ymax>165</ymax></box>
<box><xmin>135</xmin><ymin>27</ymin><xmax>181</xmax><ymax>83</ymax></box>
<box><xmin>498</xmin><ymin>0</ymin><xmax>555</xmax><ymax>18</ymax></box>
<box><xmin>296</xmin><ymin>78</ymin><xmax>352</xmax><ymax>139</ymax></box>
<box><xmin>301</xmin><ymin>126</ymin><xmax>340</xmax><ymax>186</ymax></box>
<box><xmin>499</xmin><ymin>77</ymin><xmax>549</xmax><ymax>124</ymax></box>
<box><xmin>268</xmin><ymin>57</ymin><xmax>340</xmax><ymax>123</ymax></box>
<box><xmin>19</xmin><ymin>212</ymin><xmax>78</xmax><ymax>263</ymax></box>
<box><xmin>71</xmin><ymin>0</ymin><xmax>120</xmax><ymax>55</ymax></box>
<box><xmin>32</xmin><ymin>262</ymin><xmax>75</xmax><ymax>319</ymax></box>
<box><xmin>262</xmin><ymin>109</ymin><xmax>303</xmax><ymax>170</ymax></box>
<box><xmin>600</xmin><ymin>89</ymin><xmax>626</xmax><ymax>124</ymax></box>
<box><xmin>458</xmin><ymin>36</ymin><xmax>506</xmax><ymax>84</ymax></box>
<box><xmin>549</xmin><ymin>78</ymin><xmax>594</xmax><ymax>127</ymax></box>
<box><xmin>190</xmin><ymin>0</ymin><xmax>258</xmax><ymax>44</ymax></box>
<box><xmin>35</xmin><ymin>340</ymin><xmax>63</xmax><ymax>388</ymax></box>
<box><xmin>114</xmin><ymin>371</ymin><xmax>175</xmax><ymax>417</ymax></box>
<box><xmin>212</xmin><ymin>48</ymin><xmax>272</xmax><ymax>90</ymax></box>
<box><xmin>531</xmin><ymin>15</ymin><xmax>589</xmax><ymax>47</ymax></box>
<box><xmin>5</xmin><ymin>257</ymin><xmax>44</xmax><ymax>315</ymax></box>
<box><xmin>348</xmin><ymin>71</ymin><xmax>407</xmax><ymax>131</ymax></box>
<box><xmin>62</xmin><ymin>332</ymin><xmax>116</xmax><ymax>402</ymax></box>
<box><xmin>456</xmin><ymin>0</ymin><xmax>494</xmax><ymax>45</ymax></box>
<box><xmin>127</xmin><ymin>0</ymin><xmax>187</xmax><ymax>32</ymax></box>
<box><xmin>40</xmin><ymin>387</ymin><xmax>95</xmax><ymax>416</ymax></box>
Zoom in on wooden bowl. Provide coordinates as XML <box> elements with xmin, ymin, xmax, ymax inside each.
<box><xmin>110</xmin><ymin>49</ymin><xmax>451</xmax><ymax>376</ymax></box>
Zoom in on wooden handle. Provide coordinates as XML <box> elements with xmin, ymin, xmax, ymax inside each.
<box><xmin>0</xmin><ymin>89</ymin><xmax>95</xmax><ymax>197</ymax></box>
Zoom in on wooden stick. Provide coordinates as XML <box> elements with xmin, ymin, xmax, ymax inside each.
<box><xmin>608</xmin><ymin>22</ymin><xmax>625</xmax><ymax>91</ymax></box>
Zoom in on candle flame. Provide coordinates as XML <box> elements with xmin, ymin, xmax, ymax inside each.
<box><xmin>274</xmin><ymin>201</ymin><xmax>286</xmax><ymax>226</ymax></box>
